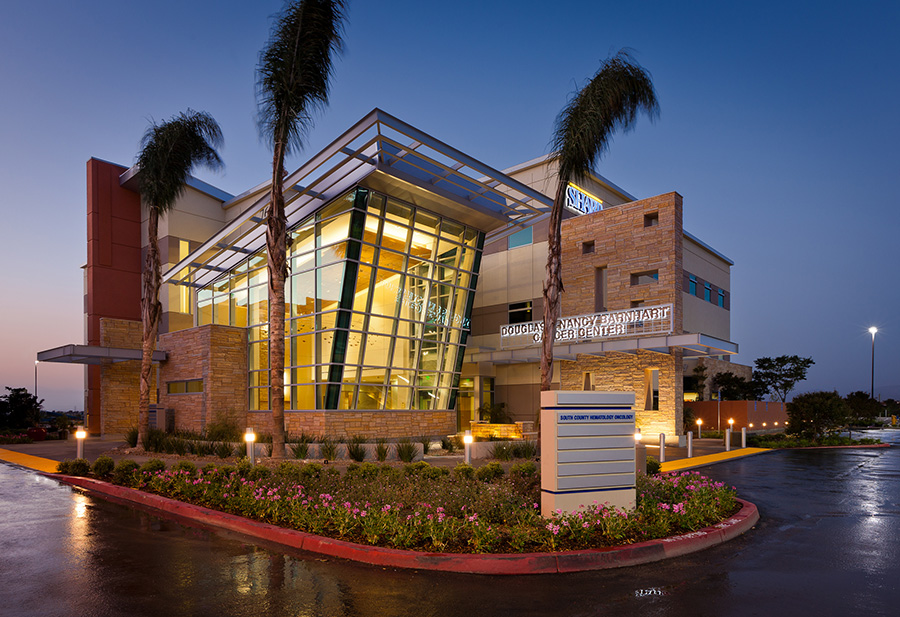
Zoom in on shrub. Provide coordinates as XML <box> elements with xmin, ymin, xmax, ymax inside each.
<box><xmin>787</xmin><ymin>391</ymin><xmax>850</xmax><ymax>440</ymax></box>
<box><xmin>375</xmin><ymin>438</ymin><xmax>389</xmax><ymax>462</ymax></box>
<box><xmin>201</xmin><ymin>463</ymin><xmax>218</xmax><ymax>475</ymax></box>
<box><xmin>347</xmin><ymin>462</ymin><xmax>379</xmax><ymax>480</ymax></box>
<box><xmin>141</xmin><ymin>428</ymin><xmax>167</xmax><ymax>453</ymax></box>
<box><xmin>347</xmin><ymin>435</ymin><xmax>367</xmax><ymax>462</ymax></box>
<box><xmin>56</xmin><ymin>460</ymin><xmax>71</xmax><ymax>474</ymax></box>
<box><xmin>205</xmin><ymin>418</ymin><xmax>242</xmax><ymax>443</ymax></box>
<box><xmin>490</xmin><ymin>441</ymin><xmax>514</xmax><ymax>461</ymax></box>
<box><xmin>396</xmin><ymin>438</ymin><xmax>417</xmax><ymax>463</ymax></box>
<box><xmin>92</xmin><ymin>455</ymin><xmax>115</xmax><ymax>479</ymax></box>
<box><xmin>298</xmin><ymin>462</ymin><xmax>324</xmax><ymax>481</ymax></box>
<box><xmin>511</xmin><ymin>440</ymin><xmax>538</xmax><ymax>459</ymax></box>
<box><xmin>440</xmin><ymin>436</ymin><xmax>456</xmax><ymax>453</ymax></box>
<box><xmin>275</xmin><ymin>461</ymin><xmax>300</xmax><ymax>481</ymax></box>
<box><xmin>68</xmin><ymin>458</ymin><xmax>91</xmax><ymax>477</ymax></box>
<box><xmin>475</xmin><ymin>461</ymin><xmax>505</xmax><ymax>482</ymax></box>
<box><xmin>172</xmin><ymin>460</ymin><xmax>197</xmax><ymax>476</ymax></box>
<box><xmin>124</xmin><ymin>426</ymin><xmax>138</xmax><ymax>448</ymax></box>
<box><xmin>646</xmin><ymin>456</ymin><xmax>661</xmax><ymax>475</ymax></box>
<box><xmin>510</xmin><ymin>460</ymin><xmax>537</xmax><ymax>478</ymax></box>
<box><xmin>247</xmin><ymin>466</ymin><xmax>271</xmax><ymax>481</ymax></box>
<box><xmin>215</xmin><ymin>441</ymin><xmax>234</xmax><ymax>459</ymax></box>
<box><xmin>320</xmin><ymin>438</ymin><xmax>338</xmax><ymax>461</ymax></box>
<box><xmin>291</xmin><ymin>441</ymin><xmax>309</xmax><ymax>459</ymax></box>
<box><xmin>140</xmin><ymin>459</ymin><xmax>166</xmax><ymax>475</ymax></box>
<box><xmin>235</xmin><ymin>457</ymin><xmax>253</xmax><ymax>476</ymax></box>
<box><xmin>418</xmin><ymin>435</ymin><xmax>431</xmax><ymax>456</ymax></box>
<box><xmin>452</xmin><ymin>462</ymin><xmax>475</xmax><ymax>480</ymax></box>
<box><xmin>112</xmin><ymin>459</ymin><xmax>140</xmax><ymax>486</ymax></box>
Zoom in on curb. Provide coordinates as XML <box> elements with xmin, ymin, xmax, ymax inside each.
<box><xmin>48</xmin><ymin>474</ymin><xmax>759</xmax><ymax>575</ymax></box>
<box><xmin>779</xmin><ymin>443</ymin><xmax>891</xmax><ymax>451</ymax></box>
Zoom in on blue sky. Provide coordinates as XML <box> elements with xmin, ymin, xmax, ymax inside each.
<box><xmin>1</xmin><ymin>0</ymin><xmax>898</xmax><ymax>410</ymax></box>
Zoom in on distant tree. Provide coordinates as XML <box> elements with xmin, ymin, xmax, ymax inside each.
<box><xmin>0</xmin><ymin>387</ymin><xmax>43</xmax><ymax>429</ymax></box>
<box><xmin>256</xmin><ymin>0</ymin><xmax>346</xmax><ymax>458</ymax></box>
<box><xmin>478</xmin><ymin>402</ymin><xmax>511</xmax><ymax>424</ymax></box>
<box><xmin>541</xmin><ymin>50</ymin><xmax>659</xmax><ymax>391</ymax></box>
<box><xmin>136</xmin><ymin>110</ymin><xmax>223</xmax><ymax>448</ymax></box>
<box><xmin>683</xmin><ymin>364</ymin><xmax>708</xmax><ymax>400</ymax></box>
<box><xmin>753</xmin><ymin>355</ymin><xmax>815</xmax><ymax>402</ymax></box>
<box><xmin>786</xmin><ymin>391</ymin><xmax>849</xmax><ymax>440</ymax></box>
<box><xmin>682</xmin><ymin>405</ymin><xmax>696</xmax><ymax>433</ymax></box>
<box><xmin>711</xmin><ymin>371</ymin><xmax>768</xmax><ymax>400</ymax></box>
<box><xmin>844</xmin><ymin>391</ymin><xmax>882</xmax><ymax>425</ymax></box>
<box><xmin>884</xmin><ymin>398</ymin><xmax>900</xmax><ymax>415</ymax></box>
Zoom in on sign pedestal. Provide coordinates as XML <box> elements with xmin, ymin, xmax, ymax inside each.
<box><xmin>540</xmin><ymin>391</ymin><xmax>636</xmax><ymax>517</ymax></box>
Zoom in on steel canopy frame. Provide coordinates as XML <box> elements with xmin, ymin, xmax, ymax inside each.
<box><xmin>159</xmin><ymin>109</ymin><xmax>552</xmax><ymax>290</ymax></box>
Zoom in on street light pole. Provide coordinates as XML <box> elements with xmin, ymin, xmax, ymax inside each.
<box><xmin>869</xmin><ymin>327</ymin><xmax>878</xmax><ymax>399</ymax></box>
<box><xmin>34</xmin><ymin>361</ymin><xmax>39</xmax><ymax>397</ymax></box>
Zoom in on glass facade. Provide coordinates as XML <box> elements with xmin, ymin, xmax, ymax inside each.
<box><xmin>197</xmin><ymin>187</ymin><xmax>484</xmax><ymax>413</ymax></box>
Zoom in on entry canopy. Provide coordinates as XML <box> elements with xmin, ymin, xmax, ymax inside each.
<box><xmin>159</xmin><ymin>108</ymin><xmax>553</xmax><ymax>290</ymax></box>
<box><xmin>465</xmin><ymin>332</ymin><xmax>739</xmax><ymax>364</ymax></box>
<box><xmin>37</xmin><ymin>344</ymin><xmax>167</xmax><ymax>365</ymax></box>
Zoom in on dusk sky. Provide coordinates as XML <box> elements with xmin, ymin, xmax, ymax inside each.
<box><xmin>2</xmin><ymin>0</ymin><xmax>898</xmax><ymax>411</ymax></box>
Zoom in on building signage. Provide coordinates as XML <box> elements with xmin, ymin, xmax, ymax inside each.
<box><xmin>500</xmin><ymin>303</ymin><xmax>673</xmax><ymax>348</ymax></box>
<box><xmin>557</xmin><ymin>412</ymin><xmax>635</xmax><ymax>423</ymax></box>
<box><xmin>565</xmin><ymin>183</ymin><xmax>603</xmax><ymax>215</ymax></box>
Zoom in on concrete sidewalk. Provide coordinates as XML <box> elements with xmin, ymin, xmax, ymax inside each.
<box><xmin>1</xmin><ymin>434</ymin><xmax>770</xmax><ymax>474</ymax></box>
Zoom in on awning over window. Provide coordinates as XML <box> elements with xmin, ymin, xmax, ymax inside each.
<box><xmin>37</xmin><ymin>345</ymin><xmax>167</xmax><ymax>365</ymax></box>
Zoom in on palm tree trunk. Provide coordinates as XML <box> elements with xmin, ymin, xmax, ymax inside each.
<box><xmin>267</xmin><ymin>141</ymin><xmax>288</xmax><ymax>459</ymax></box>
<box><xmin>540</xmin><ymin>181</ymin><xmax>568</xmax><ymax>391</ymax></box>
<box><xmin>139</xmin><ymin>208</ymin><xmax>162</xmax><ymax>447</ymax></box>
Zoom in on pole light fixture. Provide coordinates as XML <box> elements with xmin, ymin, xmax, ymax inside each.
<box><xmin>696</xmin><ymin>418</ymin><xmax>702</xmax><ymax>439</ymax></box>
<box><xmin>34</xmin><ymin>360</ymin><xmax>39</xmax><ymax>398</ymax></box>
<box><xmin>463</xmin><ymin>430</ymin><xmax>473</xmax><ymax>465</ymax></box>
<box><xmin>869</xmin><ymin>326</ymin><xmax>878</xmax><ymax>399</ymax></box>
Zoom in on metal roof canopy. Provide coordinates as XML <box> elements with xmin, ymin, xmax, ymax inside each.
<box><xmin>37</xmin><ymin>345</ymin><xmax>167</xmax><ymax>365</ymax></box>
<box><xmin>161</xmin><ymin>108</ymin><xmax>552</xmax><ymax>290</ymax></box>
<box><xmin>464</xmin><ymin>333</ymin><xmax>738</xmax><ymax>364</ymax></box>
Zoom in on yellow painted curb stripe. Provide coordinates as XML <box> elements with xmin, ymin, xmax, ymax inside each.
<box><xmin>660</xmin><ymin>448</ymin><xmax>770</xmax><ymax>473</ymax></box>
<box><xmin>0</xmin><ymin>448</ymin><xmax>61</xmax><ymax>474</ymax></box>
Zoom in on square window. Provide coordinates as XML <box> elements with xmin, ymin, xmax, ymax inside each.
<box><xmin>630</xmin><ymin>270</ymin><xmax>659</xmax><ymax>285</ymax></box>
<box><xmin>509</xmin><ymin>301</ymin><xmax>533</xmax><ymax>324</ymax></box>
<box><xmin>508</xmin><ymin>227</ymin><xmax>533</xmax><ymax>249</ymax></box>
<box><xmin>644</xmin><ymin>212</ymin><xmax>659</xmax><ymax>227</ymax></box>
<box><xmin>582</xmin><ymin>241</ymin><xmax>595</xmax><ymax>254</ymax></box>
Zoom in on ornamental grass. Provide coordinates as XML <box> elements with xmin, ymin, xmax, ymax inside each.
<box><xmin>96</xmin><ymin>459</ymin><xmax>737</xmax><ymax>554</ymax></box>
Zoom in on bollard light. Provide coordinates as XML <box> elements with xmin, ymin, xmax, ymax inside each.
<box><xmin>244</xmin><ymin>427</ymin><xmax>256</xmax><ymax>460</ymax></box>
<box><xmin>75</xmin><ymin>425</ymin><xmax>86</xmax><ymax>459</ymax></box>
<box><xmin>696</xmin><ymin>418</ymin><xmax>703</xmax><ymax>439</ymax></box>
<box><xmin>634</xmin><ymin>428</ymin><xmax>642</xmax><ymax>442</ymax></box>
<box><xmin>728</xmin><ymin>418</ymin><xmax>734</xmax><ymax>428</ymax></box>
<box><xmin>659</xmin><ymin>432</ymin><xmax>666</xmax><ymax>464</ymax></box>
<box><xmin>463</xmin><ymin>430</ymin><xmax>473</xmax><ymax>465</ymax></box>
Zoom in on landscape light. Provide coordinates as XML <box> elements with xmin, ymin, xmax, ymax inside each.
<box><xmin>463</xmin><ymin>430</ymin><xmax>473</xmax><ymax>465</ymax></box>
<box><xmin>75</xmin><ymin>425</ymin><xmax>86</xmax><ymax>459</ymax></box>
<box><xmin>245</xmin><ymin>427</ymin><xmax>256</xmax><ymax>460</ymax></box>
<box><xmin>696</xmin><ymin>418</ymin><xmax>702</xmax><ymax>439</ymax></box>
<box><xmin>634</xmin><ymin>429</ymin><xmax>642</xmax><ymax>442</ymax></box>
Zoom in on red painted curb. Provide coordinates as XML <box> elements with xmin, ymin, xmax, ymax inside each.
<box><xmin>48</xmin><ymin>474</ymin><xmax>759</xmax><ymax>575</ymax></box>
<box><xmin>780</xmin><ymin>443</ymin><xmax>891</xmax><ymax>450</ymax></box>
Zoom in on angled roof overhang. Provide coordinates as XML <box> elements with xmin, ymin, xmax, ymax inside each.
<box><xmin>464</xmin><ymin>333</ymin><xmax>738</xmax><ymax>365</ymax></box>
<box><xmin>162</xmin><ymin>108</ymin><xmax>552</xmax><ymax>290</ymax></box>
<box><xmin>37</xmin><ymin>345</ymin><xmax>167</xmax><ymax>365</ymax></box>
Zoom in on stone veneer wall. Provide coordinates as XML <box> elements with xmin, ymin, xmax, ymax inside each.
<box><xmin>695</xmin><ymin>357</ymin><xmax>753</xmax><ymax>401</ymax></box>
<box><xmin>245</xmin><ymin>410</ymin><xmax>456</xmax><ymax>439</ymax></box>
<box><xmin>559</xmin><ymin>193</ymin><xmax>685</xmax><ymax>437</ymax></box>
<box><xmin>99</xmin><ymin>318</ymin><xmax>150</xmax><ymax>436</ymax></box>
<box><xmin>158</xmin><ymin>324</ymin><xmax>248</xmax><ymax>433</ymax></box>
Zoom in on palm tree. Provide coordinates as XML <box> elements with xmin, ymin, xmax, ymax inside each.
<box><xmin>136</xmin><ymin>110</ymin><xmax>223</xmax><ymax>447</ymax></box>
<box><xmin>256</xmin><ymin>0</ymin><xmax>346</xmax><ymax>457</ymax></box>
<box><xmin>541</xmin><ymin>51</ymin><xmax>659</xmax><ymax>391</ymax></box>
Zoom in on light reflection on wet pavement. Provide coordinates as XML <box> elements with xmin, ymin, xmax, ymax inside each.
<box><xmin>2</xmin><ymin>430</ymin><xmax>899</xmax><ymax>616</ymax></box>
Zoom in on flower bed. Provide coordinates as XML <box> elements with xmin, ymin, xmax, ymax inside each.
<box><xmin>0</xmin><ymin>433</ymin><xmax>33</xmax><ymax>445</ymax></box>
<box><xmin>66</xmin><ymin>457</ymin><xmax>738</xmax><ymax>554</ymax></box>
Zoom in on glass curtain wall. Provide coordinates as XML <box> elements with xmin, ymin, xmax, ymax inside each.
<box><xmin>197</xmin><ymin>187</ymin><xmax>484</xmax><ymax>413</ymax></box>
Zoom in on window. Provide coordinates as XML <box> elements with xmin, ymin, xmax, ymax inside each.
<box><xmin>583</xmin><ymin>372</ymin><xmax>593</xmax><ymax>391</ymax></box>
<box><xmin>644</xmin><ymin>369</ymin><xmax>659</xmax><ymax>410</ymax></box>
<box><xmin>594</xmin><ymin>267</ymin><xmax>607</xmax><ymax>312</ymax></box>
<box><xmin>689</xmin><ymin>275</ymin><xmax>697</xmax><ymax>295</ymax></box>
<box><xmin>704</xmin><ymin>282</ymin><xmax>712</xmax><ymax>302</ymax></box>
<box><xmin>644</xmin><ymin>212</ymin><xmax>659</xmax><ymax>227</ymax></box>
<box><xmin>582</xmin><ymin>240</ymin><xmax>595</xmax><ymax>254</ymax></box>
<box><xmin>631</xmin><ymin>270</ymin><xmax>659</xmax><ymax>285</ymax></box>
<box><xmin>508</xmin><ymin>301</ymin><xmax>533</xmax><ymax>324</ymax></box>
<box><xmin>507</xmin><ymin>227</ymin><xmax>533</xmax><ymax>249</ymax></box>
<box><xmin>718</xmin><ymin>289</ymin><xmax>725</xmax><ymax>308</ymax></box>
<box><xmin>631</xmin><ymin>300</ymin><xmax>645</xmax><ymax>308</ymax></box>
<box><xmin>167</xmin><ymin>379</ymin><xmax>203</xmax><ymax>394</ymax></box>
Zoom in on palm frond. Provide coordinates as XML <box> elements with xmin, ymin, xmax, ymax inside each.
<box><xmin>551</xmin><ymin>50</ymin><xmax>659</xmax><ymax>185</ymax></box>
<box><xmin>256</xmin><ymin>0</ymin><xmax>346</xmax><ymax>155</ymax></box>
<box><xmin>137</xmin><ymin>109</ymin><xmax>223</xmax><ymax>214</ymax></box>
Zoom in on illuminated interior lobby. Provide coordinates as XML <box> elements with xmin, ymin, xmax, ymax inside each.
<box><xmin>39</xmin><ymin>108</ymin><xmax>742</xmax><ymax>440</ymax></box>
